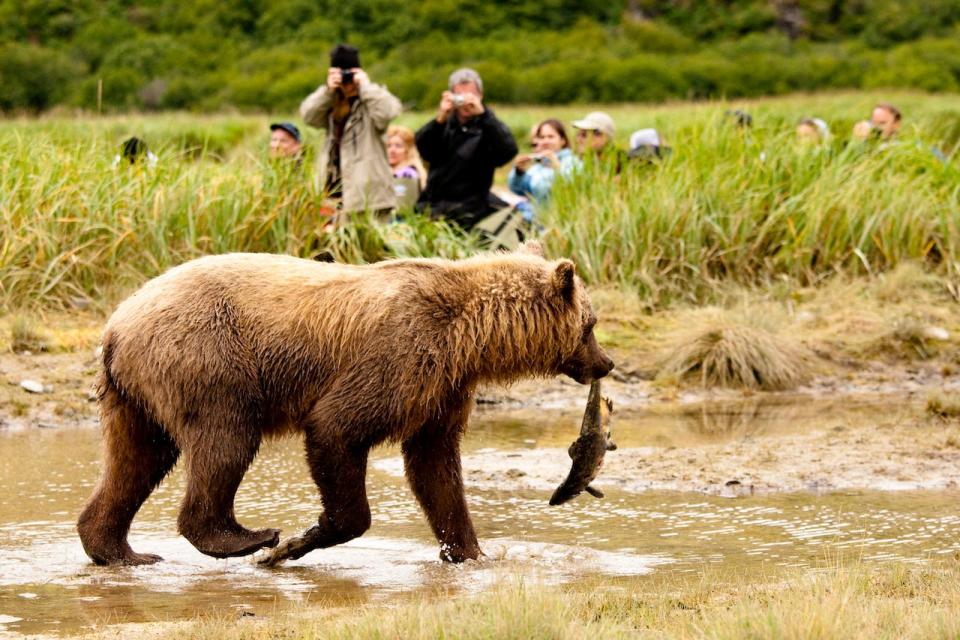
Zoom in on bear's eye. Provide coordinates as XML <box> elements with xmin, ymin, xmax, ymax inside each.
<box><xmin>582</xmin><ymin>319</ymin><xmax>596</xmax><ymax>342</ymax></box>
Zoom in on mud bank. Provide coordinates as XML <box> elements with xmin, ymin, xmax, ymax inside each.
<box><xmin>376</xmin><ymin>396</ymin><xmax>960</xmax><ymax>497</ymax></box>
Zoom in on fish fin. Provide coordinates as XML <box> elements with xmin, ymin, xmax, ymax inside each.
<box><xmin>602</xmin><ymin>396</ymin><xmax>613</xmax><ymax>413</ymax></box>
<box><xmin>585</xmin><ymin>485</ymin><xmax>604</xmax><ymax>498</ymax></box>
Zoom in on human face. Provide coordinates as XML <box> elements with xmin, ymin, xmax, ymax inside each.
<box><xmin>452</xmin><ymin>81</ymin><xmax>482</xmax><ymax>101</ymax></box>
<box><xmin>576</xmin><ymin>128</ymin><xmax>608</xmax><ymax>154</ymax></box>
<box><xmin>796</xmin><ymin>123</ymin><xmax>819</xmax><ymax>144</ymax></box>
<box><xmin>386</xmin><ymin>135</ymin><xmax>408</xmax><ymax>168</ymax></box>
<box><xmin>270</xmin><ymin>129</ymin><xmax>301</xmax><ymax>158</ymax></box>
<box><xmin>534</xmin><ymin>123</ymin><xmax>565</xmax><ymax>153</ymax></box>
<box><xmin>870</xmin><ymin>106</ymin><xmax>900</xmax><ymax>139</ymax></box>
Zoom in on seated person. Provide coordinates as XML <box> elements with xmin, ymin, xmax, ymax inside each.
<box><xmin>507</xmin><ymin>118</ymin><xmax>582</xmax><ymax>204</ymax></box>
<box><xmin>269</xmin><ymin>122</ymin><xmax>304</xmax><ymax>159</ymax></box>
<box><xmin>796</xmin><ymin>118</ymin><xmax>830</xmax><ymax>144</ymax></box>
<box><xmin>415</xmin><ymin>68</ymin><xmax>518</xmax><ymax>231</ymax></box>
<box><xmin>386</xmin><ymin>125</ymin><xmax>426</xmax><ymax>207</ymax></box>
<box><xmin>853</xmin><ymin>103</ymin><xmax>901</xmax><ymax>141</ymax></box>
<box><xmin>112</xmin><ymin>136</ymin><xmax>157</xmax><ymax>168</ymax></box>
<box><xmin>627</xmin><ymin>128</ymin><xmax>671</xmax><ymax>162</ymax></box>
<box><xmin>726</xmin><ymin>109</ymin><xmax>753</xmax><ymax>129</ymax></box>
<box><xmin>572</xmin><ymin>111</ymin><xmax>625</xmax><ymax>172</ymax></box>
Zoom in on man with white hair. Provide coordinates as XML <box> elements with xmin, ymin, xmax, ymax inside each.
<box><xmin>415</xmin><ymin>68</ymin><xmax>518</xmax><ymax>230</ymax></box>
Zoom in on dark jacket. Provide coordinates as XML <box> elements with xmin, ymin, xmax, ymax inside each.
<box><xmin>415</xmin><ymin>108</ymin><xmax>518</xmax><ymax>230</ymax></box>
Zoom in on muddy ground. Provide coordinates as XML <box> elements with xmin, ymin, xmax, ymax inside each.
<box><xmin>3</xmin><ymin>325</ymin><xmax>960</xmax><ymax>498</ymax></box>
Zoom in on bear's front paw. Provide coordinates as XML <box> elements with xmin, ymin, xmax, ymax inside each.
<box><xmin>439</xmin><ymin>543</ymin><xmax>483</xmax><ymax>563</ymax></box>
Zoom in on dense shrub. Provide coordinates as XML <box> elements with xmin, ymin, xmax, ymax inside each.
<box><xmin>1</xmin><ymin>1</ymin><xmax>960</xmax><ymax>112</ymax></box>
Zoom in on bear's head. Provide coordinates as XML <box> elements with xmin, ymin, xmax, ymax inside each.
<box><xmin>517</xmin><ymin>241</ymin><xmax>615</xmax><ymax>385</ymax></box>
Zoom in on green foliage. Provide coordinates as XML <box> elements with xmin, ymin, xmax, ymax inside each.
<box><xmin>0</xmin><ymin>43</ymin><xmax>83</xmax><ymax>112</ymax></box>
<box><xmin>2</xmin><ymin>1</ymin><xmax>960</xmax><ymax>112</ymax></box>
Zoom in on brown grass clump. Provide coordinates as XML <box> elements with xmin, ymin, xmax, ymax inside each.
<box><xmin>657</xmin><ymin>313</ymin><xmax>814</xmax><ymax>391</ymax></box>
<box><xmin>9</xmin><ymin>315</ymin><xmax>49</xmax><ymax>353</ymax></box>
<box><xmin>926</xmin><ymin>391</ymin><xmax>960</xmax><ymax>419</ymax></box>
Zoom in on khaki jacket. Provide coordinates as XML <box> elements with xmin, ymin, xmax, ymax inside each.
<box><xmin>300</xmin><ymin>82</ymin><xmax>402</xmax><ymax>213</ymax></box>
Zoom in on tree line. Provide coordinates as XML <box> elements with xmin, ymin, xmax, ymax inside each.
<box><xmin>2</xmin><ymin>0</ymin><xmax>960</xmax><ymax>113</ymax></box>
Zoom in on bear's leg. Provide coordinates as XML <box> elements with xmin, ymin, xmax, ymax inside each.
<box><xmin>402</xmin><ymin>404</ymin><xmax>482</xmax><ymax>563</ymax></box>
<box><xmin>176</xmin><ymin>409</ymin><xmax>280</xmax><ymax>559</ymax></box>
<box><xmin>269</xmin><ymin>427</ymin><xmax>372</xmax><ymax>563</ymax></box>
<box><xmin>77</xmin><ymin>383</ymin><xmax>180</xmax><ymax>566</ymax></box>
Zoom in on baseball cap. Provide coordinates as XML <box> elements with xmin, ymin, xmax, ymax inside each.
<box><xmin>572</xmin><ymin>112</ymin><xmax>615</xmax><ymax>138</ymax></box>
<box><xmin>629</xmin><ymin>128</ymin><xmax>661</xmax><ymax>150</ymax></box>
<box><xmin>270</xmin><ymin>121</ymin><xmax>302</xmax><ymax>143</ymax></box>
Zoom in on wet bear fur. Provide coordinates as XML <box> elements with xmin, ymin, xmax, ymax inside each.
<box><xmin>77</xmin><ymin>241</ymin><xmax>614</xmax><ymax>565</ymax></box>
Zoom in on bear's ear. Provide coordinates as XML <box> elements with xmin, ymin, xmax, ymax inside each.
<box><xmin>552</xmin><ymin>259</ymin><xmax>576</xmax><ymax>303</ymax></box>
<box><xmin>516</xmin><ymin>240</ymin><xmax>546</xmax><ymax>258</ymax></box>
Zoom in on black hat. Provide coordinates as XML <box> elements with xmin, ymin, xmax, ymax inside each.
<box><xmin>270</xmin><ymin>121</ymin><xmax>302</xmax><ymax>143</ymax></box>
<box><xmin>330</xmin><ymin>43</ymin><xmax>360</xmax><ymax>69</ymax></box>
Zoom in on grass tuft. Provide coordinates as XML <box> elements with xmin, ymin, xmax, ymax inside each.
<box><xmin>657</xmin><ymin>311</ymin><xmax>814</xmax><ymax>390</ymax></box>
<box><xmin>9</xmin><ymin>315</ymin><xmax>49</xmax><ymax>353</ymax></box>
<box><xmin>926</xmin><ymin>391</ymin><xmax>960</xmax><ymax>419</ymax></box>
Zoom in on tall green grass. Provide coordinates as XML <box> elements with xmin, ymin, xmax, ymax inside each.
<box><xmin>545</xmin><ymin>101</ymin><xmax>960</xmax><ymax>305</ymax></box>
<box><xmin>1</xmin><ymin>92</ymin><xmax>958</xmax><ymax>311</ymax></box>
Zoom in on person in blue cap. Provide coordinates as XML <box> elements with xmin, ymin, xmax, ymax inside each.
<box><xmin>269</xmin><ymin>122</ymin><xmax>303</xmax><ymax>160</ymax></box>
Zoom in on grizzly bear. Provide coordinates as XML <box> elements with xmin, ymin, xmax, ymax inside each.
<box><xmin>77</xmin><ymin>242</ymin><xmax>613</xmax><ymax>566</ymax></box>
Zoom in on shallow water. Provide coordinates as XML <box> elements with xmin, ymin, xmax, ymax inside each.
<box><xmin>1</xmin><ymin>397</ymin><xmax>958</xmax><ymax>637</ymax></box>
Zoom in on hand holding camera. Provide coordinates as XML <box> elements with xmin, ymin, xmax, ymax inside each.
<box><xmin>326</xmin><ymin>67</ymin><xmax>342</xmax><ymax>90</ymax></box>
<box><xmin>327</xmin><ymin>67</ymin><xmax>367</xmax><ymax>91</ymax></box>
<box><xmin>437</xmin><ymin>91</ymin><xmax>456</xmax><ymax>123</ymax></box>
<box><xmin>455</xmin><ymin>92</ymin><xmax>484</xmax><ymax>118</ymax></box>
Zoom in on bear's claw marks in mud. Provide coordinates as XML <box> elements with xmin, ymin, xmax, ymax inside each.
<box><xmin>549</xmin><ymin>381</ymin><xmax>616</xmax><ymax>506</ymax></box>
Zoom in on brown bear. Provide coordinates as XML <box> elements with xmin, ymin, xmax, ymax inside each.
<box><xmin>77</xmin><ymin>242</ymin><xmax>614</xmax><ymax>566</ymax></box>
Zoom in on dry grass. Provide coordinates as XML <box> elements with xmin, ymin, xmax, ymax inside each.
<box><xmin>8</xmin><ymin>314</ymin><xmax>49</xmax><ymax>353</ymax></box>
<box><xmin>93</xmin><ymin>562</ymin><xmax>960</xmax><ymax>640</ymax></box>
<box><xmin>927</xmin><ymin>391</ymin><xmax>960</xmax><ymax>419</ymax></box>
<box><xmin>656</xmin><ymin>310</ymin><xmax>815</xmax><ymax>391</ymax></box>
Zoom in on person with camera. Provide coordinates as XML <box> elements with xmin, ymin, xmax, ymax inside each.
<box><xmin>507</xmin><ymin>119</ymin><xmax>581</xmax><ymax>204</ymax></box>
<box><xmin>852</xmin><ymin>103</ymin><xmax>901</xmax><ymax>142</ymax></box>
<box><xmin>300</xmin><ymin>44</ymin><xmax>401</xmax><ymax>217</ymax></box>
<box><xmin>414</xmin><ymin>68</ymin><xmax>518</xmax><ymax>231</ymax></box>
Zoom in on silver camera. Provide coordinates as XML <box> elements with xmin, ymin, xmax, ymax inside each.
<box><xmin>452</xmin><ymin>94</ymin><xmax>466</xmax><ymax>107</ymax></box>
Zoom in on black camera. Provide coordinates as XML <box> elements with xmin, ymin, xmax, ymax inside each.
<box><xmin>341</xmin><ymin>68</ymin><xmax>354</xmax><ymax>84</ymax></box>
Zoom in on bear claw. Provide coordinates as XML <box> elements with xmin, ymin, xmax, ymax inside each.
<box><xmin>191</xmin><ymin>527</ymin><xmax>281</xmax><ymax>559</ymax></box>
<box><xmin>89</xmin><ymin>548</ymin><xmax>164</xmax><ymax>567</ymax></box>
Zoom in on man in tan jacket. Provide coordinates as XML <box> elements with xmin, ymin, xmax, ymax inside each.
<box><xmin>300</xmin><ymin>44</ymin><xmax>402</xmax><ymax>215</ymax></box>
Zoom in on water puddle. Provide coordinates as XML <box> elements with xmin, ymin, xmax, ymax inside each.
<box><xmin>0</xmin><ymin>396</ymin><xmax>958</xmax><ymax>636</ymax></box>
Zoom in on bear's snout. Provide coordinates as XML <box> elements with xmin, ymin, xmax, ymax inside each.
<box><xmin>560</xmin><ymin>336</ymin><xmax>615</xmax><ymax>384</ymax></box>
<box><xmin>593</xmin><ymin>351</ymin><xmax>615</xmax><ymax>380</ymax></box>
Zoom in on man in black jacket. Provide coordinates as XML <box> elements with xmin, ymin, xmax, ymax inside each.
<box><xmin>415</xmin><ymin>68</ymin><xmax>518</xmax><ymax>231</ymax></box>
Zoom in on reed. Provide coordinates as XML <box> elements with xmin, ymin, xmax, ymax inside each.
<box><xmin>2</xmin><ymin>92</ymin><xmax>958</xmax><ymax>311</ymax></box>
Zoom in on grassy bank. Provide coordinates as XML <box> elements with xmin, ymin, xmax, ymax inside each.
<box><xmin>94</xmin><ymin>562</ymin><xmax>960</xmax><ymax>640</ymax></box>
<box><xmin>1</xmin><ymin>91</ymin><xmax>959</xmax><ymax>312</ymax></box>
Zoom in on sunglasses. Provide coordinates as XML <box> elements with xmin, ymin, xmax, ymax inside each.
<box><xmin>576</xmin><ymin>129</ymin><xmax>602</xmax><ymax>137</ymax></box>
